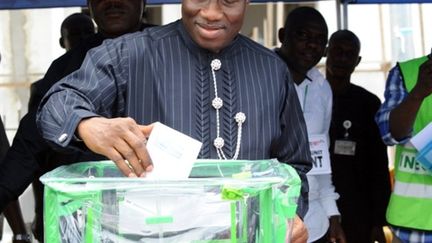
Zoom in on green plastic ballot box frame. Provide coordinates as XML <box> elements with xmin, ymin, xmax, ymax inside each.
<box><xmin>41</xmin><ymin>159</ymin><xmax>301</xmax><ymax>243</ymax></box>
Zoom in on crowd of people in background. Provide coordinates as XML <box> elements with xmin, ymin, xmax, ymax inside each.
<box><xmin>0</xmin><ymin>0</ymin><xmax>431</xmax><ymax>242</ymax></box>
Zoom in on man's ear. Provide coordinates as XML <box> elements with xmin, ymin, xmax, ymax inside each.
<box><xmin>356</xmin><ymin>56</ymin><xmax>362</xmax><ymax>67</ymax></box>
<box><xmin>59</xmin><ymin>37</ymin><xmax>65</xmax><ymax>49</ymax></box>
<box><xmin>278</xmin><ymin>28</ymin><xmax>285</xmax><ymax>44</ymax></box>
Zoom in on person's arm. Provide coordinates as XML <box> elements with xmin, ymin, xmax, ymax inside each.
<box><xmin>28</xmin><ymin>51</ymin><xmax>77</xmax><ymax>112</ymax></box>
<box><xmin>375</xmin><ymin>66</ymin><xmax>410</xmax><ymax>145</ymax></box>
<box><xmin>37</xmin><ymin>37</ymin><xmax>129</xmax><ymax>148</ymax></box>
<box><xmin>328</xmin><ymin>215</ymin><xmax>346</xmax><ymax>243</ymax></box>
<box><xmin>77</xmin><ymin>117</ymin><xmax>153</xmax><ymax>177</ymax></box>
<box><xmin>37</xmin><ymin>37</ymin><xmax>152</xmax><ymax>177</ymax></box>
<box><xmin>270</xmin><ymin>71</ymin><xmax>311</xmax><ymax>243</ymax></box>
<box><xmin>389</xmin><ymin>58</ymin><xmax>432</xmax><ymax>140</ymax></box>
<box><xmin>0</xmin><ymin>119</ymin><xmax>31</xmax><ymax>242</ymax></box>
<box><xmin>0</xmin><ymin>118</ymin><xmax>8</xmax><ymax>156</ymax></box>
<box><xmin>376</xmin><ymin>59</ymin><xmax>432</xmax><ymax>144</ymax></box>
<box><xmin>367</xmin><ymin>96</ymin><xmax>391</xmax><ymax>242</ymax></box>
<box><xmin>0</xmin><ymin>112</ymin><xmax>43</xmax><ymax>211</ymax></box>
<box><xmin>272</xmin><ymin>73</ymin><xmax>312</xmax><ymax>219</ymax></box>
<box><xmin>289</xmin><ymin>215</ymin><xmax>308</xmax><ymax>243</ymax></box>
<box><xmin>3</xmin><ymin>201</ymin><xmax>31</xmax><ymax>243</ymax></box>
<box><xmin>315</xmin><ymin>174</ymin><xmax>345</xmax><ymax>243</ymax></box>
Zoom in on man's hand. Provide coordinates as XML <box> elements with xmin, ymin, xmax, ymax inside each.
<box><xmin>389</xmin><ymin>57</ymin><xmax>432</xmax><ymax>140</ymax></box>
<box><xmin>370</xmin><ymin>226</ymin><xmax>386</xmax><ymax>243</ymax></box>
<box><xmin>77</xmin><ymin>117</ymin><xmax>153</xmax><ymax>177</ymax></box>
<box><xmin>328</xmin><ymin>215</ymin><xmax>346</xmax><ymax>243</ymax></box>
<box><xmin>289</xmin><ymin>215</ymin><xmax>308</xmax><ymax>243</ymax></box>
<box><xmin>411</xmin><ymin>58</ymin><xmax>432</xmax><ymax>100</ymax></box>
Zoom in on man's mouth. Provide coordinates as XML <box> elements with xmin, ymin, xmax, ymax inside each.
<box><xmin>301</xmin><ymin>55</ymin><xmax>317</xmax><ymax>64</ymax></box>
<box><xmin>196</xmin><ymin>22</ymin><xmax>225</xmax><ymax>39</ymax></box>
<box><xmin>104</xmin><ymin>8</ymin><xmax>126</xmax><ymax>18</ymax></box>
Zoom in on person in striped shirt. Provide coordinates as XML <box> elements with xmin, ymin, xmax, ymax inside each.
<box><xmin>37</xmin><ymin>0</ymin><xmax>314</xmax><ymax>241</ymax></box>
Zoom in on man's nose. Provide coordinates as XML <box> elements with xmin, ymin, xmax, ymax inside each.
<box><xmin>100</xmin><ymin>0</ymin><xmax>123</xmax><ymax>7</ymax></box>
<box><xmin>305</xmin><ymin>38</ymin><xmax>323</xmax><ymax>48</ymax></box>
<box><xmin>201</xmin><ymin>0</ymin><xmax>224</xmax><ymax>20</ymax></box>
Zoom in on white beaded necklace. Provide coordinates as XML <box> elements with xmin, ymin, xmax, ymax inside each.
<box><xmin>210</xmin><ymin>59</ymin><xmax>246</xmax><ymax>160</ymax></box>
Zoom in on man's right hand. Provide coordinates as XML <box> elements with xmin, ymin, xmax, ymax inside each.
<box><xmin>389</xmin><ymin>57</ymin><xmax>432</xmax><ymax>140</ymax></box>
<box><xmin>411</xmin><ymin>58</ymin><xmax>432</xmax><ymax>100</ymax></box>
<box><xmin>77</xmin><ymin>117</ymin><xmax>153</xmax><ymax>177</ymax></box>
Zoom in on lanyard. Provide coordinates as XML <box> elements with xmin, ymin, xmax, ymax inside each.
<box><xmin>302</xmin><ymin>85</ymin><xmax>309</xmax><ymax>110</ymax></box>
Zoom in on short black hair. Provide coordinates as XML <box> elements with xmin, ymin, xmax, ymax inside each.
<box><xmin>329</xmin><ymin>29</ymin><xmax>361</xmax><ymax>53</ymax></box>
<box><xmin>283</xmin><ymin>6</ymin><xmax>328</xmax><ymax>38</ymax></box>
<box><xmin>60</xmin><ymin>13</ymin><xmax>94</xmax><ymax>36</ymax></box>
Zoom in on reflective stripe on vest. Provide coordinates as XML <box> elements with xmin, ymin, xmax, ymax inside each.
<box><xmin>394</xmin><ymin>181</ymin><xmax>432</xmax><ymax>198</ymax></box>
<box><xmin>387</xmin><ymin>56</ymin><xmax>432</xmax><ymax>230</ymax></box>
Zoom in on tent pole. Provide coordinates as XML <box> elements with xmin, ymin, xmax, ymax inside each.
<box><xmin>342</xmin><ymin>1</ymin><xmax>349</xmax><ymax>29</ymax></box>
<box><xmin>336</xmin><ymin>0</ymin><xmax>342</xmax><ymax>30</ymax></box>
<box><xmin>419</xmin><ymin>4</ymin><xmax>426</xmax><ymax>54</ymax></box>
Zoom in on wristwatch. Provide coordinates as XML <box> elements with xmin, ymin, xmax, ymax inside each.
<box><xmin>12</xmin><ymin>233</ymin><xmax>32</xmax><ymax>242</ymax></box>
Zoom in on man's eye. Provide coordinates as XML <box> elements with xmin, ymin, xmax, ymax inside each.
<box><xmin>192</xmin><ymin>0</ymin><xmax>209</xmax><ymax>4</ymax></box>
<box><xmin>296</xmin><ymin>31</ymin><xmax>309</xmax><ymax>39</ymax></box>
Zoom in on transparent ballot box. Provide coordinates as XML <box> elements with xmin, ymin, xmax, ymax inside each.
<box><xmin>41</xmin><ymin>159</ymin><xmax>301</xmax><ymax>243</ymax></box>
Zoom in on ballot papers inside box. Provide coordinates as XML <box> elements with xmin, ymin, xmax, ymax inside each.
<box><xmin>41</xmin><ymin>159</ymin><xmax>301</xmax><ymax>243</ymax></box>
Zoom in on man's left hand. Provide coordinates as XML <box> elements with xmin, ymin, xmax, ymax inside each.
<box><xmin>328</xmin><ymin>215</ymin><xmax>346</xmax><ymax>243</ymax></box>
<box><xmin>289</xmin><ymin>215</ymin><xmax>308</xmax><ymax>243</ymax></box>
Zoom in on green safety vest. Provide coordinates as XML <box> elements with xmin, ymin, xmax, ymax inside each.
<box><xmin>387</xmin><ymin>56</ymin><xmax>432</xmax><ymax>230</ymax></box>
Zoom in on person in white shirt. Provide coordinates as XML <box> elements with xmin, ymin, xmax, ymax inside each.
<box><xmin>276</xmin><ymin>7</ymin><xmax>346</xmax><ymax>243</ymax></box>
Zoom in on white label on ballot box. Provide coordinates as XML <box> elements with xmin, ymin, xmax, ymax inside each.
<box><xmin>146</xmin><ymin>122</ymin><xmax>202</xmax><ymax>180</ymax></box>
<box><xmin>119</xmin><ymin>191</ymin><xmax>231</xmax><ymax>235</ymax></box>
<box><xmin>307</xmin><ymin>134</ymin><xmax>331</xmax><ymax>175</ymax></box>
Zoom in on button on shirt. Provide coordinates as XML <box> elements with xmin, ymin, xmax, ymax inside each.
<box><xmin>58</xmin><ymin>133</ymin><xmax>68</xmax><ymax>143</ymax></box>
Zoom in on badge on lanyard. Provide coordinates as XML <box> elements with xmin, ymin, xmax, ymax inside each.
<box><xmin>334</xmin><ymin>120</ymin><xmax>356</xmax><ymax>156</ymax></box>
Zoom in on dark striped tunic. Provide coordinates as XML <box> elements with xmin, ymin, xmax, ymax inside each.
<box><xmin>37</xmin><ymin>20</ymin><xmax>312</xmax><ymax>216</ymax></box>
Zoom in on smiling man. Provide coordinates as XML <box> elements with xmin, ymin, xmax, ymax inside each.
<box><xmin>276</xmin><ymin>7</ymin><xmax>345</xmax><ymax>243</ymax></box>
<box><xmin>37</xmin><ymin>0</ymin><xmax>313</xmax><ymax>242</ymax></box>
<box><xmin>89</xmin><ymin>0</ymin><xmax>144</xmax><ymax>38</ymax></box>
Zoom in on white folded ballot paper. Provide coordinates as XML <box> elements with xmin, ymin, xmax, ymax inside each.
<box><xmin>145</xmin><ymin>122</ymin><xmax>203</xmax><ymax>180</ymax></box>
<box><xmin>410</xmin><ymin>122</ymin><xmax>432</xmax><ymax>171</ymax></box>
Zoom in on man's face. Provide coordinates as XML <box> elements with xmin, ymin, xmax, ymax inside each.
<box><xmin>326</xmin><ymin>39</ymin><xmax>360</xmax><ymax>79</ymax></box>
<box><xmin>62</xmin><ymin>24</ymin><xmax>95</xmax><ymax>51</ymax></box>
<box><xmin>282</xmin><ymin>21</ymin><xmax>327</xmax><ymax>74</ymax></box>
<box><xmin>181</xmin><ymin>0</ymin><xmax>248</xmax><ymax>53</ymax></box>
<box><xmin>89</xmin><ymin>0</ymin><xmax>143</xmax><ymax>38</ymax></box>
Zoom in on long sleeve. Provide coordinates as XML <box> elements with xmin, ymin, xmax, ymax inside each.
<box><xmin>0</xmin><ymin>112</ymin><xmax>43</xmax><ymax>211</ymax></box>
<box><xmin>0</xmin><ymin>118</ymin><xmax>9</xmax><ymax>158</ymax></box>
<box><xmin>37</xmin><ymin>38</ymin><xmax>129</xmax><ymax>149</ymax></box>
<box><xmin>316</xmin><ymin>174</ymin><xmax>340</xmax><ymax>217</ymax></box>
<box><xmin>292</xmin><ymin>68</ymin><xmax>337</xmax><ymax>229</ymax></box>
<box><xmin>309</xmin><ymin>78</ymin><xmax>339</xmax><ymax>217</ymax></box>
<box><xmin>375</xmin><ymin>65</ymin><xmax>410</xmax><ymax>145</ymax></box>
<box><xmin>318</xmin><ymin>83</ymin><xmax>339</xmax><ymax>217</ymax></box>
<box><xmin>272</xmin><ymin>74</ymin><xmax>312</xmax><ymax>218</ymax></box>
<box><xmin>368</xmin><ymin>96</ymin><xmax>391</xmax><ymax>226</ymax></box>
<box><xmin>37</xmin><ymin>22</ymin><xmax>314</xmax><ymax>218</ymax></box>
